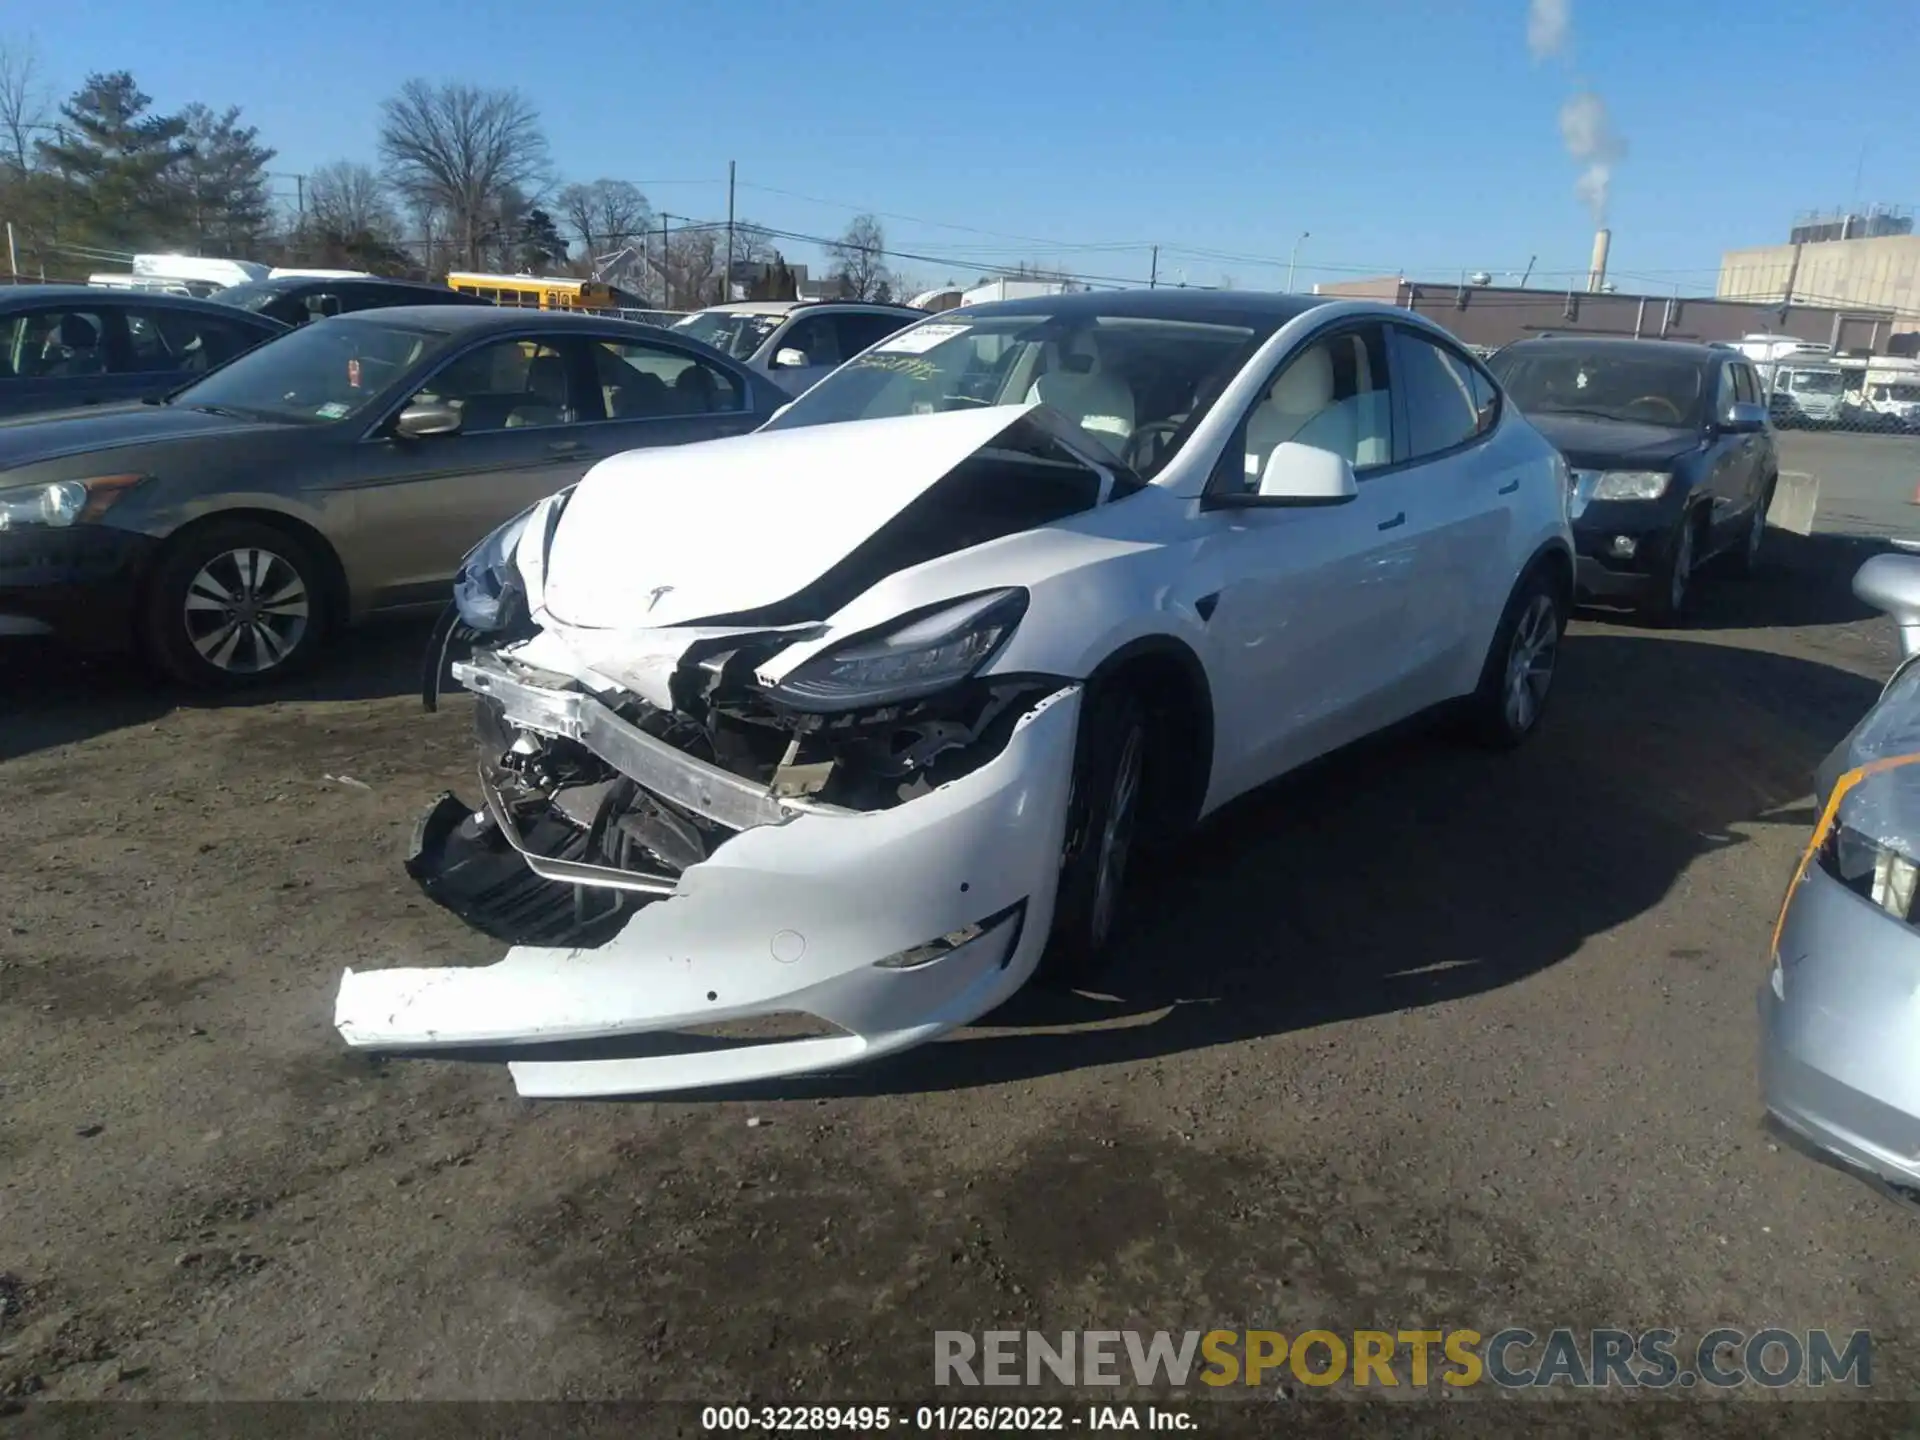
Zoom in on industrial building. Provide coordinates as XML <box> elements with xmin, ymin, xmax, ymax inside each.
<box><xmin>1717</xmin><ymin>206</ymin><xmax>1920</xmax><ymax>321</ymax></box>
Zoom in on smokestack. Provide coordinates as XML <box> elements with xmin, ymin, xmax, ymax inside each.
<box><xmin>1587</xmin><ymin>228</ymin><xmax>1611</xmax><ymax>293</ymax></box>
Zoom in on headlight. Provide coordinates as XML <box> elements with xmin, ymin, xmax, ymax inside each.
<box><xmin>0</xmin><ymin>474</ymin><xmax>144</xmax><ymax>531</ymax></box>
<box><xmin>1824</xmin><ymin>824</ymin><xmax>1920</xmax><ymax>921</ymax></box>
<box><xmin>452</xmin><ymin>507</ymin><xmax>535</xmax><ymax>631</ymax></box>
<box><xmin>1591</xmin><ymin>470</ymin><xmax>1671</xmax><ymax>501</ymax></box>
<box><xmin>768</xmin><ymin>588</ymin><xmax>1028</xmax><ymax>712</ymax></box>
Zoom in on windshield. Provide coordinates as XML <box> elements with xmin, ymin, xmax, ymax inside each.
<box><xmin>205</xmin><ymin>280</ymin><xmax>299</xmax><ymax>313</ymax></box>
<box><xmin>169</xmin><ymin>318</ymin><xmax>438</xmax><ymax>423</ymax></box>
<box><xmin>1876</xmin><ymin>384</ymin><xmax>1920</xmax><ymax>403</ymax></box>
<box><xmin>760</xmin><ymin>311</ymin><xmax>1267</xmax><ymax>478</ymax></box>
<box><xmin>1789</xmin><ymin>369</ymin><xmax>1844</xmax><ymax>395</ymax></box>
<box><xmin>1489</xmin><ymin>349</ymin><xmax>1705</xmax><ymax>426</ymax></box>
<box><xmin>671</xmin><ymin>311</ymin><xmax>785</xmax><ymax>360</ymax></box>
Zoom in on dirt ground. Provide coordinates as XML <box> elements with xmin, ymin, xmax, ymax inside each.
<box><xmin>5</xmin><ymin>529</ymin><xmax>1920</xmax><ymax>1422</ymax></box>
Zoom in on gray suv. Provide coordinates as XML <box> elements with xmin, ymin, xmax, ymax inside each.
<box><xmin>670</xmin><ymin>299</ymin><xmax>924</xmax><ymax>396</ymax></box>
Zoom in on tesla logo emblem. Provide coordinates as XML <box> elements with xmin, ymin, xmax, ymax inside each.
<box><xmin>645</xmin><ymin>585</ymin><xmax>675</xmax><ymax>612</ymax></box>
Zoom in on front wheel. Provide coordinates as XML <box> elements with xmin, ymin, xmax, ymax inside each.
<box><xmin>1037</xmin><ymin>689</ymin><xmax>1148</xmax><ymax>987</ymax></box>
<box><xmin>143</xmin><ymin>519</ymin><xmax>333</xmax><ymax>689</ymax></box>
<box><xmin>1645</xmin><ymin>511</ymin><xmax>1697</xmax><ymax>626</ymax></box>
<box><xmin>1460</xmin><ymin>569</ymin><xmax>1563</xmax><ymax>750</ymax></box>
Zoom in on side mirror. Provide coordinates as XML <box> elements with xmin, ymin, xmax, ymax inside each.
<box><xmin>772</xmin><ymin>347</ymin><xmax>810</xmax><ymax>370</ymax></box>
<box><xmin>1854</xmin><ymin>554</ymin><xmax>1920</xmax><ymax>661</ymax></box>
<box><xmin>394</xmin><ymin>400</ymin><xmax>462</xmax><ymax>439</ymax></box>
<box><xmin>1210</xmin><ymin>441</ymin><xmax>1359</xmax><ymax>509</ymax></box>
<box><xmin>1723</xmin><ymin>401</ymin><xmax>1768</xmax><ymax>432</ymax></box>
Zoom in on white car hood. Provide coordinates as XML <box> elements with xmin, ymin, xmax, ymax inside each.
<box><xmin>538</xmin><ymin>404</ymin><xmax>1038</xmax><ymax>631</ymax></box>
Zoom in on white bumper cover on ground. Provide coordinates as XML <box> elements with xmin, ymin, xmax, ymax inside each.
<box><xmin>335</xmin><ymin>685</ymin><xmax>1082</xmax><ymax>1097</ymax></box>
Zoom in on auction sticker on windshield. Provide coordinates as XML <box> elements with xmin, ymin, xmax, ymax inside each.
<box><xmin>877</xmin><ymin>323</ymin><xmax>969</xmax><ymax>354</ymax></box>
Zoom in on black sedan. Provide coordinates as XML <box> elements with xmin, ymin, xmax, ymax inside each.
<box><xmin>1488</xmin><ymin>336</ymin><xmax>1779</xmax><ymax>621</ymax></box>
<box><xmin>0</xmin><ymin>285</ymin><xmax>287</xmax><ymax>419</ymax></box>
<box><xmin>208</xmin><ymin>274</ymin><xmax>493</xmax><ymax>328</ymax></box>
<box><xmin>0</xmin><ymin>306</ymin><xmax>782</xmax><ymax>687</ymax></box>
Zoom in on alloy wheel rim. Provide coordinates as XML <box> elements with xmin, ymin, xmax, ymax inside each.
<box><xmin>1671</xmin><ymin>524</ymin><xmax>1693</xmax><ymax>611</ymax></box>
<box><xmin>182</xmin><ymin>547</ymin><xmax>310</xmax><ymax>674</ymax></box>
<box><xmin>1088</xmin><ymin>726</ymin><xmax>1144</xmax><ymax>950</ymax></box>
<box><xmin>1503</xmin><ymin>594</ymin><xmax>1558</xmax><ymax>734</ymax></box>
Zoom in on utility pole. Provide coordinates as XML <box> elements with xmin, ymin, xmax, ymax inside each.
<box><xmin>6</xmin><ymin>222</ymin><xmax>17</xmax><ymax>280</ymax></box>
<box><xmin>724</xmin><ymin>161</ymin><xmax>736</xmax><ymax>305</ymax></box>
<box><xmin>1149</xmin><ymin>245</ymin><xmax>1158</xmax><ymax>289</ymax></box>
<box><xmin>661</xmin><ymin>213</ymin><xmax>672</xmax><ymax>309</ymax></box>
<box><xmin>1287</xmin><ymin>231</ymin><xmax>1309</xmax><ymax>293</ymax></box>
<box><xmin>294</xmin><ymin>173</ymin><xmax>306</xmax><ymax>229</ymax></box>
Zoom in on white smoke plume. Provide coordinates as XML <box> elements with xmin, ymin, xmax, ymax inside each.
<box><xmin>1528</xmin><ymin>0</ymin><xmax>1627</xmax><ymax>223</ymax></box>
<box><xmin>1527</xmin><ymin>0</ymin><xmax>1571</xmax><ymax>60</ymax></box>
<box><xmin>1559</xmin><ymin>89</ymin><xmax>1627</xmax><ymax>223</ymax></box>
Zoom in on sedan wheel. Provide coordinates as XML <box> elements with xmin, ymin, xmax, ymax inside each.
<box><xmin>144</xmin><ymin>519</ymin><xmax>334</xmax><ymax>689</ymax></box>
<box><xmin>1039</xmin><ymin>689</ymin><xmax>1150</xmax><ymax>985</ymax></box>
<box><xmin>183</xmin><ymin>547</ymin><xmax>311</xmax><ymax>675</ymax></box>
<box><xmin>1088</xmin><ymin>723</ymin><xmax>1144</xmax><ymax>952</ymax></box>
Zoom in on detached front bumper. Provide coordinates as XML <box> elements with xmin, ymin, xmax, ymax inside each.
<box><xmin>335</xmin><ymin>657</ymin><xmax>1083</xmax><ymax>1098</ymax></box>
<box><xmin>1761</xmin><ymin>863</ymin><xmax>1920</xmax><ymax>1194</ymax></box>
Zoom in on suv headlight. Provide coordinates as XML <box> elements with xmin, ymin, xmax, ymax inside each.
<box><xmin>453</xmin><ymin>506</ymin><xmax>535</xmax><ymax>631</ymax></box>
<box><xmin>0</xmin><ymin>474</ymin><xmax>145</xmax><ymax>531</ymax></box>
<box><xmin>767</xmin><ymin>588</ymin><xmax>1028</xmax><ymax>712</ymax></box>
<box><xmin>1591</xmin><ymin>470</ymin><xmax>1671</xmax><ymax>501</ymax></box>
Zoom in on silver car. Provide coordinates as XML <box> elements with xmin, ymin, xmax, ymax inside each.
<box><xmin>1762</xmin><ymin>546</ymin><xmax>1920</xmax><ymax>1200</ymax></box>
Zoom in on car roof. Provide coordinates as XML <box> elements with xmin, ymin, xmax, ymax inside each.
<box><xmin>692</xmin><ymin>298</ymin><xmax>924</xmax><ymax>317</ymax></box>
<box><xmin>0</xmin><ymin>283</ymin><xmax>290</xmax><ymax>324</ymax></box>
<box><xmin>240</xmin><ymin>274</ymin><xmax>457</xmax><ymax>295</ymax></box>
<box><xmin>325</xmin><ymin>305</ymin><xmax>739</xmax><ymax>341</ymax></box>
<box><xmin>1495</xmin><ymin>335</ymin><xmax>1731</xmax><ymax>365</ymax></box>
<box><xmin>953</xmin><ymin>288</ymin><xmax>1331</xmax><ymax>328</ymax></box>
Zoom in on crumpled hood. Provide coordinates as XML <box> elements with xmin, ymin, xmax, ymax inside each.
<box><xmin>538</xmin><ymin>404</ymin><xmax>1038</xmax><ymax>631</ymax></box>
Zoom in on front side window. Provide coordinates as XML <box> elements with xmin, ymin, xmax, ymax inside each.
<box><xmin>411</xmin><ymin>338</ymin><xmax>579</xmax><ymax>432</ymax></box>
<box><xmin>1733</xmin><ymin>364</ymin><xmax>1758</xmax><ymax>406</ymax></box>
<box><xmin>1237</xmin><ymin>326</ymin><xmax>1394</xmax><ymax>486</ymax></box>
<box><xmin>836</xmin><ymin>311</ymin><xmax>916</xmax><ymax>355</ymax></box>
<box><xmin>764</xmin><ymin>310</ymin><xmax>1270</xmax><ymax>480</ymax></box>
<box><xmin>170</xmin><ymin>317</ymin><xmax>437</xmax><ymax>423</ymax></box>
<box><xmin>592</xmin><ymin>341</ymin><xmax>743</xmax><ymax>417</ymax></box>
<box><xmin>1489</xmin><ymin>348</ymin><xmax>1706</xmax><ymax>427</ymax></box>
<box><xmin>1394</xmin><ymin>328</ymin><xmax>1486</xmax><ymax>459</ymax></box>
<box><xmin>778</xmin><ymin>314</ymin><xmax>844</xmax><ymax>368</ymax></box>
<box><xmin>124</xmin><ymin>309</ymin><xmax>261</xmax><ymax>374</ymax></box>
<box><xmin>0</xmin><ymin>308</ymin><xmax>109</xmax><ymax>379</ymax></box>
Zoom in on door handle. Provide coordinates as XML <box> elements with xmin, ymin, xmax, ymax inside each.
<box><xmin>1497</xmin><ymin>479</ymin><xmax>1519</xmax><ymax>494</ymax></box>
<box><xmin>1377</xmin><ymin>511</ymin><xmax>1406</xmax><ymax>531</ymax></box>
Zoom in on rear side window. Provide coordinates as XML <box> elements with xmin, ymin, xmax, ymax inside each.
<box><xmin>124</xmin><ymin>308</ymin><xmax>264</xmax><ymax>373</ymax></box>
<box><xmin>0</xmin><ymin>308</ymin><xmax>109</xmax><ymax>379</ymax></box>
<box><xmin>1392</xmin><ymin>328</ymin><xmax>1487</xmax><ymax>458</ymax></box>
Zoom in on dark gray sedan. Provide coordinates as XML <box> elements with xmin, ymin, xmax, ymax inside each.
<box><xmin>0</xmin><ymin>285</ymin><xmax>288</xmax><ymax>419</ymax></box>
<box><xmin>0</xmin><ymin>305</ymin><xmax>781</xmax><ymax>687</ymax></box>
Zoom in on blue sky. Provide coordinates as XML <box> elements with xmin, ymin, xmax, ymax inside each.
<box><xmin>12</xmin><ymin>0</ymin><xmax>1917</xmax><ymax>294</ymax></box>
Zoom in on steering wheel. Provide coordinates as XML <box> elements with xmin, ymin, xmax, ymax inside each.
<box><xmin>1621</xmin><ymin>394</ymin><xmax>1683</xmax><ymax>423</ymax></box>
<box><xmin>1125</xmin><ymin>420</ymin><xmax>1182</xmax><ymax>472</ymax></box>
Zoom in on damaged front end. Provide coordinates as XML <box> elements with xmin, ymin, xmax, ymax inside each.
<box><xmin>338</xmin><ymin>407</ymin><xmax>1115</xmax><ymax>1095</ymax></box>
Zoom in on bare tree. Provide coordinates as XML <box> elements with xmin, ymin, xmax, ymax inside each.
<box><xmin>0</xmin><ymin>36</ymin><xmax>51</xmax><ymax>173</ymax></box>
<box><xmin>377</xmin><ymin>79</ymin><xmax>550</xmax><ymax>269</ymax></box>
<box><xmin>306</xmin><ymin>160</ymin><xmax>398</xmax><ymax>242</ymax></box>
<box><xmin>827</xmin><ymin>213</ymin><xmax>893</xmax><ymax>301</ymax></box>
<box><xmin>557</xmin><ymin>177</ymin><xmax>651</xmax><ymax>263</ymax></box>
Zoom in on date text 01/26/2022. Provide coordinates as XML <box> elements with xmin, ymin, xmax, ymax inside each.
<box><xmin>699</xmin><ymin>1404</ymin><xmax>1197</xmax><ymax>1431</ymax></box>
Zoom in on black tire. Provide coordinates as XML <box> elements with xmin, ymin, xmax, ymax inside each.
<box><xmin>1036</xmin><ymin>687</ymin><xmax>1149</xmax><ymax>987</ymax></box>
<box><xmin>1644</xmin><ymin>509</ymin><xmax>1700</xmax><ymax>626</ymax></box>
<box><xmin>1728</xmin><ymin>479</ymin><xmax>1774</xmax><ymax>579</ymax></box>
<box><xmin>1460</xmin><ymin>566</ymin><xmax>1564</xmax><ymax>750</ymax></box>
<box><xmin>143</xmin><ymin>518</ymin><xmax>334</xmax><ymax>689</ymax></box>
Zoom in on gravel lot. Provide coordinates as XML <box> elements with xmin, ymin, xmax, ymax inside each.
<box><xmin>5</xmin><ymin>528</ymin><xmax>1920</xmax><ymax>1420</ymax></box>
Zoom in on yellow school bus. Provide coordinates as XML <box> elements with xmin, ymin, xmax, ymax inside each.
<box><xmin>445</xmin><ymin>272</ymin><xmax>645</xmax><ymax>311</ymax></box>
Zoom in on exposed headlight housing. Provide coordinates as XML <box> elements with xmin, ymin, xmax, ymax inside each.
<box><xmin>1590</xmin><ymin>470</ymin><xmax>1671</xmax><ymax>501</ymax></box>
<box><xmin>767</xmin><ymin>588</ymin><xmax>1029</xmax><ymax>712</ymax></box>
<box><xmin>1822</xmin><ymin>824</ymin><xmax>1920</xmax><ymax>921</ymax></box>
<box><xmin>0</xmin><ymin>474</ymin><xmax>144</xmax><ymax>531</ymax></box>
<box><xmin>453</xmin><ymin>507</ymin><xmax>535</xmax><ymax>632</ymax></box>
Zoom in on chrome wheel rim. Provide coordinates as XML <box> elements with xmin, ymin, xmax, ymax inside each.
<box><xmin>1503</xmin><ymin>593</ymin><xmax>1558</xmax><ymax>734</ymax></box>
<box><xmin>1088</xmin><ymin>725</ymin><xmax>1144</xmax><ymax>950</ymax></box>
<box><xmin>182</xmin><ymin>547</ymin><xmax>310</xmax><ymax>674</ymax></box>
<box><xmin>1670</xmin><ymin>523</ymin><xmax>1694</xmax><ymax>611</ymax></box>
